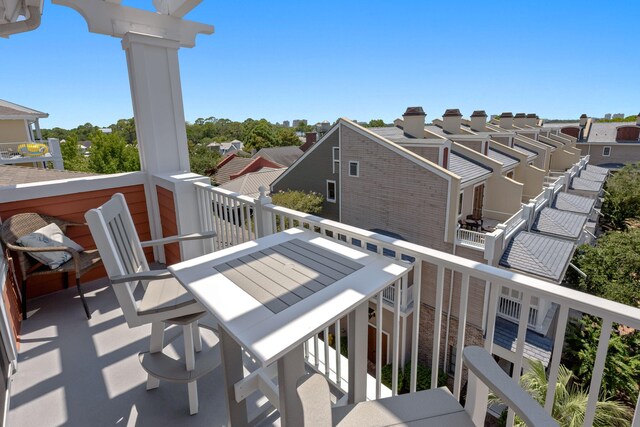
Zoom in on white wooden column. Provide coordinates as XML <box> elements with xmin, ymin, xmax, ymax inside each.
<box><xmin>122</xmin><ymin>33</ymin><xmax>190</xmax><ymax>174</ymax></box>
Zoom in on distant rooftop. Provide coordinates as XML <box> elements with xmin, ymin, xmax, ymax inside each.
<box><xmin>531</xmin><ymin>207</ymin><xmax>587</xmax><ymax>240</ymax></box>
<box><xmin>0</xmin><ymin>165</ymin><xmax>98</xmax><ymax>188</ymax></box>
<box><xmin>253</xmin><ymin>146</ymin><xmax>303</xmax><ymax>167</ymax></box>
<box><xmin>220</xmin><ymin>168</ymin><xmax>286</xmax><ymax>198</ymax></box>
<box><xmin>0</xmin><ymin>99</ymin><xmax>48</xmax><ymax>120</ymax></box>
<box><xmin>449</xmin><ymin>151</ymin><xmax>492</xmax><ymax>184</ymax></box>
<box><xmin>487</xmin><ymin>148</ymin><xmax>519</xmax><ymax>170</ymax></box>
<box><xmin>552</xmin><ymin>192</ymin><xmax>595</xmax><ymax>215</ymax></box>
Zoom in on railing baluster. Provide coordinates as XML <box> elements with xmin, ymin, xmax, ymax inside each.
<box><xmin>335</xmin><ymin>320</ymin><xmax>342</xmax><ymax>388</ymax></box>
<box><xmin>545</xmin><ymin>305</ymin><xmax>569</xmax><ymax>413</ymax></box>
<box><xmin>376</xmin><ymin>292</ymin><xmax>383</xmax><ymax>399</ymax></box>
<box><xmin>583</xmin><ymin>317</ymin><xmax>613</xmax><ymax>427</ymax></box>
<box><xmin>324</xmin><ymin>327</ymin><xmax>330</xmax><ymax>377</ymax></box>
<box><xmin>392</xmin><ymin>278</ymin><xmax>401</xmax><ymax>396</ymax></box>
<box><xmin>453</xmin><ymin>273</ymin><xmax>469</xmax><ymax>399</ymax></box>
<box><xmin>431</xmin><ymin>265</ymin><xmax>445</xmax><ymax>389</ymax></box>
<box><xmin>409</xmin><ymin>261</ymin><xmax>422</xmax><ymax>393</ymax></box>
<box><xmin>314</xmin><ymin>334</ymin><xmax>320</xmax><ymax>370</ymax></box>
<box><xmin>506</xmin><ymin>290</ymin><xmax>532</xmax><ymax>427</ymax></box>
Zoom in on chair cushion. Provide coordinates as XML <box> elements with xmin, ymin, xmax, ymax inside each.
<box><xmin>16</xmin><ymin>223</ymin><xmax>84</xmax><ymax>269</ymax></box>
<box><xmin>332</xmin><ymin>388</ymin><xmax>473</xmax><ymax>427</ymax></box>
<box><xmin>138</xmin><ymin>277</ymin><xmax>199</xmax><ymax>316</ymax></box>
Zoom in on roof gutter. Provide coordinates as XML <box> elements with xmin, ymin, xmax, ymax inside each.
<box><xmin>0</xmin><ymin>5</ymin><xmax>41</xmax><ymax>37</ymax></box>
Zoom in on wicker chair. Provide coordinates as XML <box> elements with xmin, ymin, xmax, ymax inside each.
<box><xmin>0</xmin><ymin>213</ymin><xmax>102</xmax><ymax>320</ymax></box>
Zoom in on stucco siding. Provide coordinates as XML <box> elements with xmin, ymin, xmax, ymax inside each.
<box><xmin>578</xmin><ymin>143</ymin><xmax>640</xmax><ymax>167</ymax></box>
<box><xmin>0</xmin><ymin>120</ymin><xmax>28</xmax><ymax>143</ymax></box>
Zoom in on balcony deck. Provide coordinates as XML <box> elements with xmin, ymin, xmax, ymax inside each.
<box><xmin>7</xmin><ymin>278</ymin><xmax>277</xmax><ymax>427</ymax></box>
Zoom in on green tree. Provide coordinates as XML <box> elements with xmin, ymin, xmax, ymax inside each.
<box><xmin>188</xmin><ymin>141</ymin><xmax>220</xmax><ymax>177</ymax></box>
<box><xmin>489</xmin><ymin>360</ymin><xmax>632</xmax><ymax>427</ymax></box>
<box><xmin>59</xmin><ymin>135</ymin><xmax>89</xmax><ymax>171</ymax></box>
<box><xmin>601</xmin><ymin>163</ymin><xmax>640</xmax><ymax>230</ymax></box>
<box><xmin>367</xmin><ymin>119</ymin><xmax>387</xmax><ymax>127</ymax></box>
<box><xmin>565</xmin><ymin>230</ymin><xmax>640</xmax><ymax>306</ymax></box>
<box><xmin>276</xmin><ymin>127</ymin><xmax>302</xmax><ymax>146</ymax></box>
<box><xmin>86</xmin><ymin>131</ymin><xmax>140</xmax><ymax>173</ymax></box>
<box><xmin>563</xmin><ymin>317</ymin><xmax>640</xmax><ymax>405</ymax></box>
<box><xmin>271</xmin><ymin>190</ymin><xmax>324</xmax><ymax>215</ymax></box>
<box><xmin>110</xmin><ymin>118</ymin><xmax>137</xmax><ymax>145</ymax></box>
<box><xmin>243</xmin><ymin>120</ymin><xmax>277</xmax><ymax>151</ymax></box>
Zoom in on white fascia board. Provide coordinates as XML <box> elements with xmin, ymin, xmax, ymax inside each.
<box><xmin>341</xmin><ymin>119</ymin><xmax>456</xmax><ymax>182</ymax></box>
<box><xmin>0</xmin><ymin>171</ymin><xmax>146</xmax><ymax>203</ymax></box>
<box><xmin>460</xmin><ymin>174</ymin><xmax>491</xmax><ymax>189</ymax></box>
<box><xmin>270</xmin><ymin>123</ymin><xmax>340</xmax><ymax>190</ymax></box>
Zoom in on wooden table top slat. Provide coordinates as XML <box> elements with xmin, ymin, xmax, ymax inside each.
<box><xmin>214</xmin><ymin>262</ymin><xmax>290</xmax><ymax>314</ymax></box>
<box><xmin>286</xmin><ymin>239</ymin><xmax>364</xmax><ymax>271</ymax></box>
<box><xmin>238</xmin><ymin>253</ymin><xmax>316</xmax><ymax>299</ymax></box>
<box><xmin>278</xmin><ymin>240</ymin><xmax>359</xmax><ymax>276</ymax></box>
<box><xmin>247</xmin><ymin>251</ymin><xmax>327</xmax><ymax>293</ymax></box>
<box><xmin>269</xmin><ymin>245</ymin><xmax>347</xmax><ymax>281</ymax></box>
<box><xmin>260</xmin><ymin>248</ymin><xmax>337</xmax><ymax>287</ymax></box>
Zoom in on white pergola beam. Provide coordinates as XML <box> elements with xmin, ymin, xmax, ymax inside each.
<box><xmin>152</xmin><ymin>0</ymin><xmax>202</xmax><ymax>18</ymax></box>
<box><xmin>52</xmin><ymin>0</ymin><xmax>213</xmax><ymax>47</ymax></box>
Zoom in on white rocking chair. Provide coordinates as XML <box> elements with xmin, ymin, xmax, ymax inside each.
<box><xmin>297</xmin><ymin>346</ymin><xmax>559</xmax><ymax>427</ymax></box>
<box><xmin>85</xmin><ymin>193</ymin><xmax>219</xmax><ymax>415</ymax></box>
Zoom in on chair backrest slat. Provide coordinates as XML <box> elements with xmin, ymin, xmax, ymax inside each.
<box><xmin>85</xmin><ymin>193</ymin><xmax>149</xmax><ymax>327</ymax></box>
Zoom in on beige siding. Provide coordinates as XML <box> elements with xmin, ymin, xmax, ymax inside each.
<box><xmin>272</xmin><ymin>130</ymin><xmax>340</xmax><ymax>220</ymax></box>
<box><xmin>339</xmin><ymin>126</ymin><xmax>450</xmax><ymax>251</ymax></box>
<box><xmin>577</xmin><ymin>143</ymin><xmax>640</xmax><ymax>167</ymax></box>
<box><xmin>0</xmin><ymin>119</ymin><xmax>28</xmax><ymax>143</ymax></box>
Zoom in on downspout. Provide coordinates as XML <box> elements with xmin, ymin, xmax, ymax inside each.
<box><xmin>0</xmin><ymin>6</ymin><xmax>42</xmax><ymax>37</ymax></box>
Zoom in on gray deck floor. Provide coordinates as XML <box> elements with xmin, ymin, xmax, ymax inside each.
<box><xmin>8</xmin><ymin>279</ymin><xmax>279</xmax><ymax>427</ymax></box>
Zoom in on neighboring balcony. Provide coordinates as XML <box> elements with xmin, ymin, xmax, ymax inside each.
<box><xmin>0</xmin><ymin>138</ymin><xmax>64</xmax><ymax>169</ymax></box>
<box><xmin>1</xmin><ymin>169</ymin><xmax>639</xmax><ymax>427</ymax></box>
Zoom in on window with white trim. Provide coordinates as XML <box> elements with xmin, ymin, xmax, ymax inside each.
<box><xmin>332</xmin><ymin>147</ymin><xmax>340</xmax><ymax>174</ymax></box>
<box><xmin>349</xmin><ymin>161</ymin><xmax>359</xmax><ymax>177</ymax></box>
<box><xmin>602</xmin><ymin>146</ymin><xmax>611</xmax><ymax>157</ymax></box>
<box><xmin>326</xmin><ymin>180</ymin><xmax>336</xmax><ymax>203</ymax></box>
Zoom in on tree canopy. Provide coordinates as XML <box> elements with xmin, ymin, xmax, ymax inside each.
<box><xmin>602</xmin><ymin>163</ymin><xmax>640</xmax><ymax>230</ymax></box>
<box><xmin>270</xmin><ymin>190</ymin><xmax>324</xmax><ymax>215</ymax></box>
<box><xmin>86</xmin><ymin>131</ymin><xmax>140</xmax><ymax>174</ymax></box>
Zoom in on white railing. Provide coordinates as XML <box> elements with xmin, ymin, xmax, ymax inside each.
<box><xmin>0</xmin><ymin>139</ymin><xmax>63</xmax><ymax>169</ymax></box>
<box><xmin>498</xmin><ymin>295</ymin><xmax>538</xmax><ymax>328</ymax></box>
<box><xmin>194</xmin><ymin>182</ymin><xmax>640</xmax><ymax>427</ymax></box>
<box><xmin>500</xmin><ymin>209</ymin><xmax>526</xmax><ymax>239</ymax></box>
<box><xmin>456</xmin><ymin>228</ymin><xmax>486</xmax><ymax>250</ymax></box>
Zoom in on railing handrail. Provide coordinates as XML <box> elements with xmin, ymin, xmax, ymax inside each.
<box><xmin>194</xmin><ymin>181</ymin><xmax>258</xmax><ymax>205</ymax></box>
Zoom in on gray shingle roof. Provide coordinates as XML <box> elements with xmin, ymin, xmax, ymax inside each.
<box><xmin>213</xmin><ymin>157</ymin><xmax>254</xmax><ymax>185</ymax></box>
<box><xmin>579</xmin><ymin>170</ymin><xmax>607</xmax><ymax>183</ymax></box>
<box><xmin>488</xmin><ymin>148</ymin><xmax>519</xmax><ymax>169</ymax></box>
<box><xmin>220</xmin><ymin>168</ymin><xmax>286</xmax><ymax>198</ymax></box>
<box><xmin>0</xmin><ymin>165</ymin><xmax>99</xmax><ymax>187</ymax></box>
<box><xmin>367</xmin><ymin>126</ymin><xmax>409</xmax><ymax>141</ymax></box>
<box><xmin>585</xmin><ymin>164</ymin><xmax>609</xmax><ymax>175</ymax></box>
<box><xmin>531</xmin><ymin>207</ymin><xmax>587</xmax><ymax>240</ymax></box>
<box><xmin>570</xmin><ymin>176</ymin><xmax>603</xmax><ymax>192</ymax></box>
<box><xmin>253</xmin><ymin>146</ymin><xmax>303</xmax><ymax>167</ymax></box>
<box><xmin>512</xmin><ymin>144</ymin><xmax>538</xmax><ymax>160</ymax></box>
<box><xmin>0</xmin><ymin>99</ymin><xmax>48</xmax><ymax>119</ymax></box>
<box><xmin>493</xmin><ymin>317</ymin><xmax>553</xmax><ymax>366</ymax></box>
<box><xmin>499</xmin><ymin>231</ymin><xmax>575</xmax><ymax>283</ymax></box>
<box><xmin>586</xmin><ymin>123</ymin><xmax>620</xmax><ymax>143</ymax></box>
<box><xmin>449</xmin><ymin>151</ymin><xmax>492</xmax><ymax>183</ymax></box>
<box><xmin>553</xmin><ymin>192</ymin><xmax>595</xmax><ymax>214</ymax></box>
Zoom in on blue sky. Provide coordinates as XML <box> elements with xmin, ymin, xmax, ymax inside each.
<box><xmin>2</xmin><ymin>1</ymin><xmax>638</xmax><ymax>129</ymax></box>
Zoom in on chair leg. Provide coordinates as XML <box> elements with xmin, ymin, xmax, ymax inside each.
<box><xmin>147</xmin><ymin>322</ymin><xmax>164</xmax><ymax>390</ymax></box>
<box><xmin>76</xmin><ymin>278</ymin><xmax>91</xmax><ymax>319</ymax></box>
<box><xmin>21</xmin><ymin>280</ymin><xmax>27</xmax><ymax>320</ymax></box>
<box><xmin>192</xmin><ymin>321</ymin><xmax>202</xmax><ymax>353</ymax></box>
<box><xmin>183</xmin><ymin>323</ymin><xmax>198</xmax><ymax>415</ymax></box>
<box><xmin>63</xmin><ymin>272</ymin><xmax>69</xmax><ymax>289</ymax></box>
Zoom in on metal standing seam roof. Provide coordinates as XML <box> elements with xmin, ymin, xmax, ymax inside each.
<box><xmin>219</xmin><ymin>168</ymin><xmax>286</xmax><ymax>198</ymax></box>
<box><xmin>253</xmin><ymin>146</ymin><xmax>303</xmax><ymax>167</ymax></box>
<box><xmin>570</xmin><ymin>176</ymin><xmax>603</xmax><ymax>192</ymax></box>
<box><xmin>448</xmin><ymin>151</ymin><xmax>492</xmax><ymax>183</ymax></box>
<box><xmin>512</xmin><ymin>144</ymin><xmax>538</xmax><ymax>160</ymax></box>
<box><xmin>531</xmin><ymin>207</ymin><xmax>588</xmax><ymax>240</ymax></box>
<box><xmin>579</xmin><ymin>170</ymin><xmax>607</xmax><ymax>183</ymax></box>
<box><xmin>493</xmin><ymin>317</ymin><xmax>553</xmax><ymax>366</ymax></box>
<box><xmin>499</xmin><ymin>231</ymin><xmax>575</xmax><ymax>283</ymax></box>
<box><xmin>552</xmin><ymin>192</ymin><xmax>595</xmax><ymax>215</ymax></box>
<box><xmin>488</xmin><ymin>148</ymin><xmax>519</xmax><ymax>170</ymax></box>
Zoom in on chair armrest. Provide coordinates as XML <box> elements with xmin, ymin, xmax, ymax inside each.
<box><xmin>110</xmin><ymin>270</ymin><xmax>173</xmax><ymax>284</ymax></box>
<box><xmin>462</xmin><ymin>346</ymin><xmax>558</xmax><ymax>427</ymax></box>
<box><xmin>140</xmin><ymin>231</ymin><xmax>217</xmax><ymax>248</ymax></box>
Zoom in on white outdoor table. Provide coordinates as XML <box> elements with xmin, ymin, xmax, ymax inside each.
<box><xmin>169</xmin><ymin>228</ymin><xmax>412</xmax><ymax>426</ymax></box>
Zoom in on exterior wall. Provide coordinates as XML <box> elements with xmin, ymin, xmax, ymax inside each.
<box><xmin>484</xmin><ymin>174</ymin><xmax>523</xmax><ymax>221</ymax></box>
<box><xmin>491</xmin><ymin>135</ymin><xmax>511</xmax><ymax>145</ymax></box>
<box><xmin>2</xmin><ymin>264</ymin><xmax>21</xmax><ymax>345</ymax></box>
<box><xmin>550</xmin><ymin>148</ymin><xmax>580</xmax><ymax>172</ymax></box>
<box><xmin>156</xmin><ymin>186</ymin><xmax>180</xmax><ymax>265</ymax></box>
<box><xmin>0</xmin><ymin>185</ymin><xmax>152</xmax><ymax>299</ymax></box>
<box><xmin>402</xmin><ymin>146</ymin><xmax>441</xmax><ymax>164</ymax></box>
<box><xmin>516</xmin><ymin>164</ymin><xmax>545</xmax><ymax>200</ymax></box>
<box><xmin>451</xmin><ymin>139</ymin><xmax>484</xmax><ymax>155</ymax></box>
<box><xmin>0</xmin><ymin>120</ymin><xmax>28</xmax><ymax>143</ymax></box>
<box><xmin>561</xmin><ymin>127</ymin><xmax>580</xmax><ymax>138</ymax></box>
<box><xmin>577</xmin><ymin>143</ymin><xmax>640</xmax><ymax>166</ymax></box>
<box><xmin>514</xmin><ymin>136</ymin><xmax>549</xmax><ymax>171</ymax></box>
<box><xmin>339</xmin><ymin>126</ymin><xmax>451</xmax><ymax>251</ymax></box>
<box><xmin>272</xmin><ymin>130</ymin><xmax>340</xmax><ymax>220</ymax></box>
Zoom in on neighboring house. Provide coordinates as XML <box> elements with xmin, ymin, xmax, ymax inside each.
<box><xmin>253</xmin><ymin>146</ymin><xmax>303</xmax><ymax>167</ymax></box>
<box><xmin>0</xmin><ymin>99</ymin><xmax>63</xmax><ymax>169</ymax></box>
<box><xmin>0</xmin><ymin>164</ymin><xmax>98</xmax><ymax>187</ymax></box>
<box><xmin>272</xmin><ymin>106</ymin><xmax>606</xmax><ymax>373</ymax></box>
<box><xmin>544</xmin><ymin>115</ymin><xmax>640</xmax><ymax>170</ymax></box>
<box><xmin>213</xmin><ymin>154</ymin><xmax>283</xmax><ymax>186</ymax></box>
<box><xmin>219</xmin><ymin>168</ymin><xmax>286</xmax><ymax>198</ymax></box>
<box><xmin>207</xmin><ymin>139</ymin><xmax>244</xmax><ymax>156</ymax></box>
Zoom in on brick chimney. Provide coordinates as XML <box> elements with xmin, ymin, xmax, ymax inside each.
<box><xmin>402</xmin><ymin>107</ymin><xmax>426</xmax><ymax>138</ymax></box>
<box><xmin>526</xmin><ymin>113</ymin><xmax>538</xmax><ymax>127</ymax></box>
<box><xmin>579</xmin><ymin>114</ymin><xmax>588</xmax><ymax>127</ymax></box>
<box><xmin>499</xmin><ymin>112</ymin><xmax>514</xmax><ymax>129</ymax></box>
<box><xmin>470</xmin><ymin>110</ymin><xmax>487</xmax><ymax>132</ymax></box>
<box><xmin>513</xmin><ymin>113</ymin><xmax>527</xmax><ymax>128</ymax></box>
<box><xmin>442</xmin><ymin>109</ymin><xmax>462</xmax><ymax>134</ymax></box>
<box><xmin>305</xmin><ymin>132</ymin><xmax>317</xmax><ymax>145</ymax></box>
